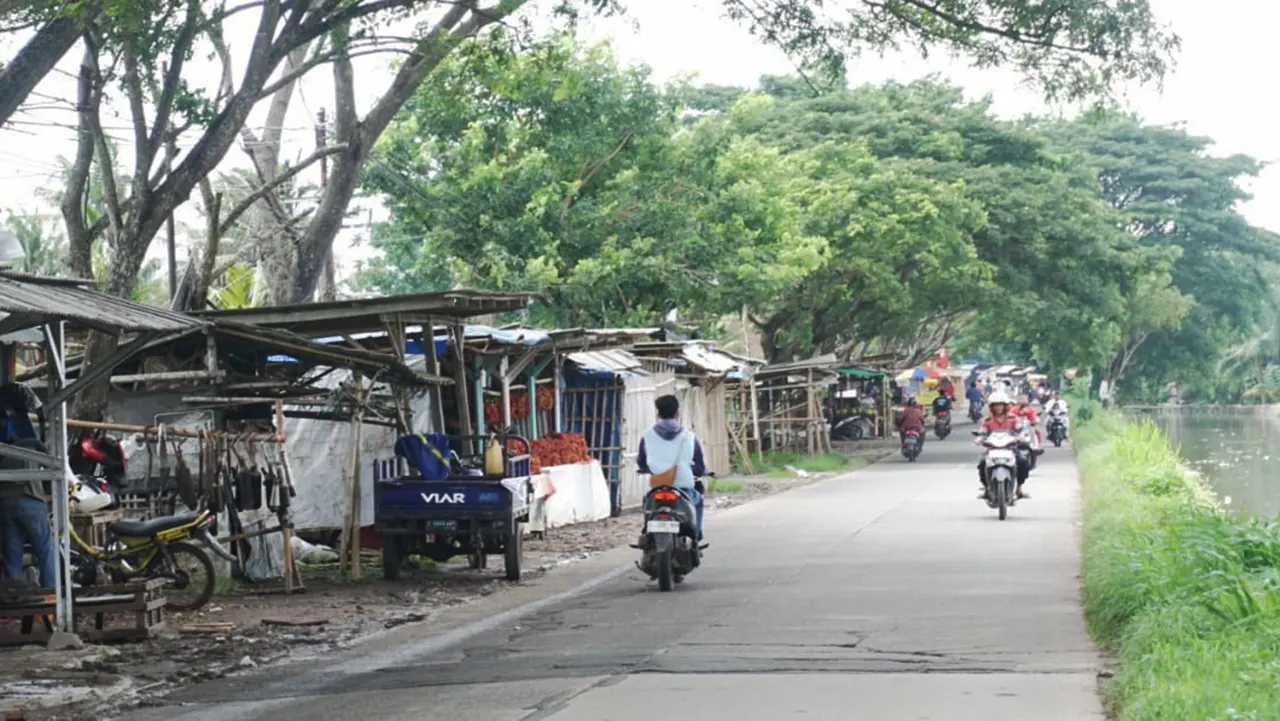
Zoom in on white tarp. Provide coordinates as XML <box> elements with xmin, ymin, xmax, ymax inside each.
<box><xmin>537</xmin><ymin>460</ymin><xmax>611</xmax><ymax>529</ymax></box>
<box><xmin>287</xmin><ymin>363</ymin><xmax>436</xmax><ymax>530</ymax></box>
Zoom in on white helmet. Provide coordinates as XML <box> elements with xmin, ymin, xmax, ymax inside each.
<box><xmin>987</xmin><ymin>389</ymin><xmax>1013</xmax><ymax>407</ymax></box>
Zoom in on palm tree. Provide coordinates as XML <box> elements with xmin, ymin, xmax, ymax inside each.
<box><xmin>210</xmin><ymin>263</ymin><xmax>268</xmax><ymax>309</ymax></box>
<box><xmin>2</xmin><ymin>211</ymin><xmax>69</xmax><ymax>276</ymax></box>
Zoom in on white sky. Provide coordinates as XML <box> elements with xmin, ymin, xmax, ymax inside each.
<box><xmin>0</xmin><ymin>0</ymin><xmax>1276</xmax><ymax>279</ymax></box>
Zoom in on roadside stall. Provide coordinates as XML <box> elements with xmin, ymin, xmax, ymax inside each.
<box><xmin>0</xmin><ymin>272</ymin><xmax>211</xmax><ymax>645</ymax></box>
<box><xmin>561</xmin><ymin>349</ymin><xmax>673</xmax><ymax>514</ymax></box>
<box><xmin>754</xmin><ymin>359</ymin><xmax>837</xmax><ymax>455</ymax></box>
<box><xmin>190</xmin><ymin>290</ymin><xmax>533</xmax><ymax>578</ymax></box>
<box><xmin>830</xmin><ymin>365</ymin><xmax>890</xmax><ymax>440</ymax></box>
<box><xmin>17</xmin><ymin>318</ymin><xmax>442</xmax><ymax>592</ymax></box>
<box><xmin>630</xmin><ymin>341</ymin><xmax>758</xmax><ymax>476</ymax></box>
<box><xmin>448</xmin><ymin>326</ymin><xmax>654</xmax><ymax>531</ymax></box>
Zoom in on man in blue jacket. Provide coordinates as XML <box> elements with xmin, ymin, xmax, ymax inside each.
<box><xmin>637</xmin><ymin>395</ymin><xmax>707</xmax><ymax>542</ymax></box>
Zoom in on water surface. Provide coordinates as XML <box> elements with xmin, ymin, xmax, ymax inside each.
<box><xmin>1146</xmin><ymin>409</ymin><xmax>1280</xmax><ymax>518</ymax></box>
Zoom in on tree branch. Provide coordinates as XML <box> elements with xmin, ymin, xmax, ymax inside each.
<box><xmin>120</xmin><ymin>36</ymin><xmax>153</xmax><ymax>210</ymax></box>
<box><xmin>146</xmin><ymin>0</ymin><xmax>203</xmax><ymax>164</ymax></box>
<box><xmin>0</xmin><ymin>15</ymin><xmax>85</xmax><ymax>130</ymax></box>
<box><xmin>82</xmin><ymin>35</ymin><xmax>125</xmax><ymax>239</ymax></box>
<box><xmin>219</xmin><ymin>144</ymin><xmax>349</xmax><ymax>236</ymax></box>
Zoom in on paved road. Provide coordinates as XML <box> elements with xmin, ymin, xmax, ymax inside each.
<box><xmin>123</xmin><ymin>427</ymin><xmax>1102</xmax><ymax>721</ymax></box>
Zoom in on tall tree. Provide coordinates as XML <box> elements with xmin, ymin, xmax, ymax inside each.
<box><xmin>1044</xmin><ymin>116</ymin><xmax>1280</xmax><ymax>398</ymax></box>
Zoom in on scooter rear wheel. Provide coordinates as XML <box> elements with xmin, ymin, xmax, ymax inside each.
<box><xmin>657</xmin><ymin>549</ymin><xmax>674</xmax><ymax>591</ymax></box>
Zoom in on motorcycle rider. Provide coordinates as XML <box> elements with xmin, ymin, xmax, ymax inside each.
<box><xmin>937</xmin><ymin>376</ymin><xmax>956</xmax><ymax>400</ymax></box>
<box><xmin>931</xmin><ymin>389</ymin><xmax>953</xmax><ymax>420</ymax></box>
<box><xmin>965</xmin><ymin>382</ymin><xmax>984</xmax><ymax>418</ymax></box>
<box><xmin>899</xmin><ymin>397</ymin><xmax>926</xmax><ymax>447</ymax></box>
<box><xmin>636</xmin><ymin>395</ymin><xmax>707</xmax><ymax>543</ymax></box>
<box><xmin>1045</xmin><ymin>392</ymin><xmax>1070</xmax><ymax>437</ymax></box>
<box><xmin>975</xmin><ymin>390</ymin><xmax>1031</xmax><ymax>500</ymax></box>
<box><xmin>1015</xmin><ymin>395</ymin><xmax>1041</xmax><ymax>443</ymax></box>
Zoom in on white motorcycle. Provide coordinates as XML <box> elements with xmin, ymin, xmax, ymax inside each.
<box><xmin>975</xmin><ymin>429</ymin><xmax>1020</xmax><ymax>520</ymax></box>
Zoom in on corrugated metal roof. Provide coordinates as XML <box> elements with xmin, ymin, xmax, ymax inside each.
<box><xmin>567</xmin><ymin>349</ymin><xmax>643</xmax><ymax>374</ymax></box>
<box><xmin>680</xmin><ymin>344</ymin><xmax>742</xmax><ymax>374</ymax></box>
<box><xmin>0</xmin><ymin>274</ymin><xmax>200</xmax><ymax>333</ymax></box>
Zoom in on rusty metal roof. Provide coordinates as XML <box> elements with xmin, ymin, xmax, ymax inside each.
<box><xmin>0</xmin><ymin>272</ymin><xmax>200</xmax><ymax>334</ymax></box>
<box><xmin>191</xmin><ymin>289</ymin><xmax>534</xmax><ymax>336</ymax></box>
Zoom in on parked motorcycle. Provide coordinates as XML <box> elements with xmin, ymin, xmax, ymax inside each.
<box><xmin>933</xmin><ymin>410</ymin><xmax>952</xmax><ymax>440</ymax></box>
<box><xmin>634</xmin><ymin>481</ymin><xmax>704</xmax><ymax>591</ymax></box>
<box><xmin>975</xmin><ymin>429</ymin><xmax>1020</xmax><ymax>520</ymax></box>
<box><xmin>830</xmin><ymin>413</ymin><xmax>871</xmax><ymax>441</ymax></box>
<box><xmin>1047</xmin><ymin>413</ymin><xmax>1068</xmax><ymax>447</ymax></box>
<box><xmin>901</xmin><ymin>429</ymin><xmax>923</xmax><ymax>462</ymax></box>
<box><xmin>68</xmin><ymin>484</ymin><xmax>237</xmax><ymax>610</ymax></box>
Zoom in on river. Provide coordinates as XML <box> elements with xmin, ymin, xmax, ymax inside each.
<box><xmin>1144</xmin><ymin>409</ymin><xmax>1280</xmax><ymax>518</ymax></box>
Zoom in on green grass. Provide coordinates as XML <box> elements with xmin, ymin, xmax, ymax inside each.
<box><xmin>1073</xmin><ymin>396</ymin><xmax>1280</xmax><ymax>720</ymax></box>
<box><xmin>706</xmin><ymin>478</ymin><xmax>745</xmax><ymax>493</ymax></box>
<box><xmin>733</xmin><ymin>451</ymin><xmax>867</xmax><ymax>477</ymax></box>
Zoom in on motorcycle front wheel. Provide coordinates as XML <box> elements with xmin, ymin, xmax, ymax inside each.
<box><xmin>146</xmin><ymin>541</ymin><xmax>216</xmax><ymax>611</ymax></box>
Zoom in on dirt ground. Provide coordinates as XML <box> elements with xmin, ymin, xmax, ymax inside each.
<box><xmin>1</xmin><ymin>450</ymin><xmax>892</xmax><ymax>721</ymax></box>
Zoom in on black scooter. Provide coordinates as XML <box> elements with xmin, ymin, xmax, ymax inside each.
<box><xmin>633</xmin><ymin>477</ymin><xmax>708</xmax><ymax>591</ymax></box>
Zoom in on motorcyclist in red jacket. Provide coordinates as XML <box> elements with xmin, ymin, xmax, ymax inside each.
<box><xmin>898</xmin><ymin>397</ymin><xmax>926</xmax><ymax>446</ymax></box>
<box><xmin>1016</xmin><ymin>395</ymin><xmax>1042</xmax><ymax>445</ymax></box>
<box><xmin>975</xmin><ymin>390</ymin><xmax>1030</xmax><ymax>499</ymax></box>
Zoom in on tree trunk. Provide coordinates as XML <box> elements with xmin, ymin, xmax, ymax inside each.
<box><xmin>0</xmin><ymin>17</ymin><xmax>83</xmax><ymax>130</ymax></box>
<box><xmin>284</xmin><ymin>3</ymin><xmax>526</xmax><ymax>303</ymax></box>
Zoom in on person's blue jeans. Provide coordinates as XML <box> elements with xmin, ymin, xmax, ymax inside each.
<box><xmin>0</xmin><ymin>495</ymin><xmax>56</xmax><ymax>589</ymax></box>
<box><xmin>678</xmin><ymin>488</ymin><xmax>705</xmax><ymax>541</ymax></box>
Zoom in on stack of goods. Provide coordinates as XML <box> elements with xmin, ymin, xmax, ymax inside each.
<box><xmin>529</xmin><ymin>432</ymin><xmax>591</xmax><ymax>472</ymax></box>
<box><xmin>511</xmin><ymin>392</ymin><xmax>530</xmax><ymax>419</ymax></box>
<box><xmin>536</xmin><ymin>386</ymin><xmax>555</xmax><ymax>411</ymax></box>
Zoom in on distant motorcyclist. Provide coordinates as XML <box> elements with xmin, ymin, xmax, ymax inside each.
<box><xmin>931</xmin><ymin>391</ymin><xmax>952</xmax><ymax>417</ymax></box>
<box><xmin>1045</xmin><ymin>392</ymin><xmax>1070</xmax><ymax>437</ymax></box>
<box><xmin>965</xmin><ymin>382</ymin><xmax>984</xmax><ymax>419</ymax></box>
<box><xmin>975</xmin><ymin>390</ymin><xmax>1030</xmax><ymax>500</ymax></box>
<box><xmin>1015</xmin><ymin>395</ymin><xmax>1041</xmax><ymax>440</ymax></box>
<box><xmin>899</xmin><ymin>397</ymin><xmax>926</xmax><ymax>446</ymax></box>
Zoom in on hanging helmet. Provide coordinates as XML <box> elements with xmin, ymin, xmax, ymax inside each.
<box><xmin>987</xmin><ymin>389</ymin><xmax>1013</xmax><ymax>407</ymax></box>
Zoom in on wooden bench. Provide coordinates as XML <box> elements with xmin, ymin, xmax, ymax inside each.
<box><xmin>0</xmin><ymin>579</ymin><xmax>167</xmax><ymax>644</ymax></box>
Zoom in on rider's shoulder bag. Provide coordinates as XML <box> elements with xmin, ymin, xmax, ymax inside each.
<box><xmin>648</xmin><ymin>432</ymin><xmax>693</xmax><ymax>488</ymax></box>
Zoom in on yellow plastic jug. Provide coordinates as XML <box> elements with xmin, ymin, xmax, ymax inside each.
<box><xmin>484</xmin><ymin>436</ymin><xmax>505</xmax><ymax>476</ymax></box>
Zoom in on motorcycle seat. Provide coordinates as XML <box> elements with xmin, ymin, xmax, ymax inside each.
<box><xmin>111</xmin><ymin>513</ymin><xmax>201</xmax><ymax>538</ymax></box>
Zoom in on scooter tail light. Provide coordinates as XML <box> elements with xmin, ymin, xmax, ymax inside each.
<box><xmin>652</xmin><ymin>489</ymin><xmax>679</xmax><ymax>503</ymax></box>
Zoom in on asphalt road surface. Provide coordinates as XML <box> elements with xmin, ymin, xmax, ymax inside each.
<box><xmin>123</xmin><ymin>427</ymin><xmax>1103</xmax><ymax>721</ymax></box>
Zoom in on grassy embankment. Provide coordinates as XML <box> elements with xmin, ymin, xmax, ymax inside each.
<box><xmin>1074</xmin><ymin>398</ymin><xmax>1280</xmax><ymax>720</ymax></box>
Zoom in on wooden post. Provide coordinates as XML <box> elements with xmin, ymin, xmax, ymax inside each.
<box><xmin>341</xmin><ymin>377</ymin><xmax>364</xmax><ymax>579</ymax></box>
<box><xmin>749</xmin><ymin>375</ymin><xmax>762</xmax><ymax>456</ymax></box>
<box><xmin>275</xmin><ymin>400</ymin><xmax>301</xmax><ymax>594</ymax></box>
<box><xmin>451</xmin><ymin>324</ymin><xmax>473</xmax><ymax>453</ymax></box>
<box><xmin>475</xmin><ymin>358</ymin><xmax>487</xmax><ymax>453</ymax></box>
<box><xmin>425</xmin><ymin>320</ymin><xmax>445</xmax><ymax>433</ymax></box>
<box><xmin>500</xmin><ymin>355</ymin><xmax>512</xmax><ymax>430</ymax></box>
<box><xmin>553</xmin><ymin>354</ymin><xmax>564</xmax><ymax>433</ymax></box>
